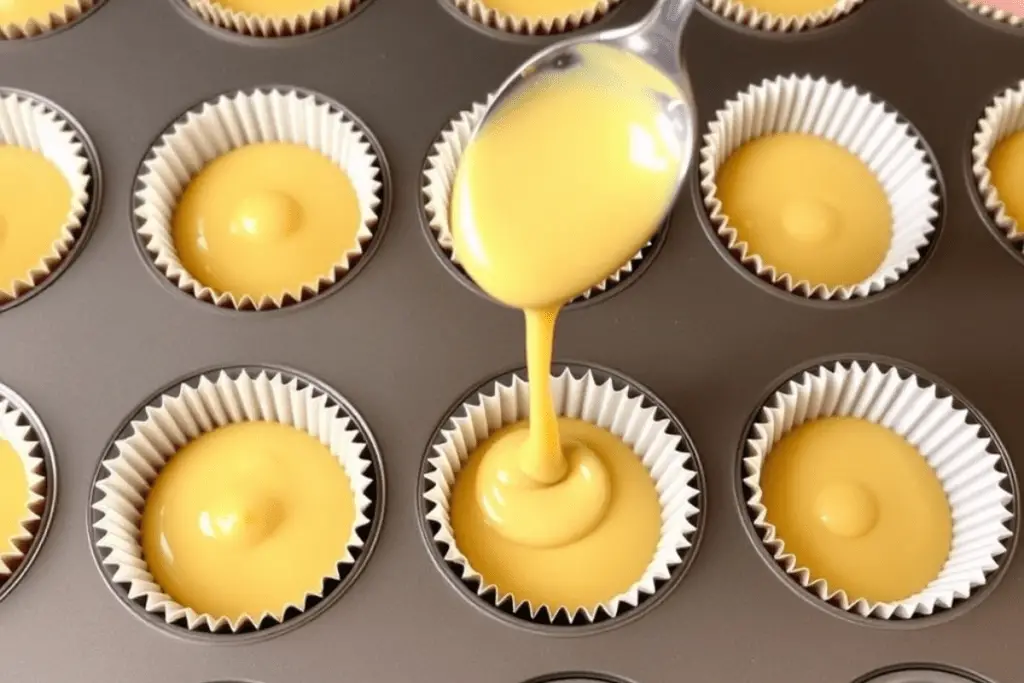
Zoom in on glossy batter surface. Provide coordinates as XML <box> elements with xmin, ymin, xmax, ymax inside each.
<box><xmin>172</xmin><ymin>142</ymin><xmax>361</xmax><ymax>302</ymax></box>
<box><xmin>479</xmin><ymin>0</ymin><xmax>605</xmax><ymax>18</ymax></box>
<box><xmin>211</xmin><ymin>0</ymin><xmax>339</xmax><ymax>15</ymax></box>
<box><xmin>449</xmin><ymin>44</ymin><xmax>677</xmax><ymax>582</ymax></box>
<box><xmin>760</xmin><ymin>417</ymin><xmax>952</xmax><ymax>603</ymax></box>
<box><xmin>451</xmin><ymin>418</ymin><xmax>661</xmax><ymax>608</ymax></box>
<box><xmin>141</xmin><ymin>422</ymin><xmax>356</xmax><ymax>621</ymax></box>
<box><xmin>717</xmin><ymin>133</ymin><xmax>892</xmax><ymax>288</ymax></box>
<box><xmin>0</xmin><ymin>0</ymin><xmax>72</xmax><ymax>25</ymax></box>
<box><xmin>989</xmin><ymin>131</ymin><xmax>1024</xmax><ymax>229</ymax></box>
<box><xmin>0</xmin><ymin>145</ymin><xmax>72</xmax><ymax>296</ymax></box>
<box><xmin>0</xmin><ymin>438</ymin><xmax>29</xmax><ymax>561</ymax></box>
<box><xmin>735</xmin><ymin>0</ymin><xmax>840</xmax><ymax>13</ymax></box>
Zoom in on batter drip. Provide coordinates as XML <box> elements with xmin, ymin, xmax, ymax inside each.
<box><xmin>449</xmin><ymin>43</ymin><xmax>680</xmax><ymax>608</ymax></box>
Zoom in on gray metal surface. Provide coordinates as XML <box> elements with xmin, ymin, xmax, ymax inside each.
<box><xmin>0</xmin><ymin>0</ymin><xmax>1021</xmax><ymax>682</ymax></box>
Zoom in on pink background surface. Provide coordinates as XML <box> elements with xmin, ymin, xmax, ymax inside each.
<box><xmin>980</xmin><ymin>0</ymin><xmax>1024</xmax><ymax>15</ymax></box>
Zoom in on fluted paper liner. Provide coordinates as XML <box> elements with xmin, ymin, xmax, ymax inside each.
<box><xmin>0</xmin><ymin>0</ymin><xmax>97</xmax><ymax>39</ymax></box>
<box><xmin>972</xmin><ymin>79</ymin><xmax>1024</xmax><ymax>242</ymax></box>
<box><xmin>134</xmin><ymin>88</ymin><xmax>383</xmax><ymax>310</ymax></box>
<box><xmin>423</xmin><ymin>368</ymin><xmax>702</xmax><ymax>624</ymax></box>
<box><xmin>700</xmin><ymin>0</ymin><xmax>864</xmax><ymax>32</ymax></box>
<box><xmin>91</xmin><ymin>370</ymin><xmax>376</xmax><ymax>632</ymax></box>
<box><xmin>183</xmin><ymin>0</ymin><xmax>362</xmax><ymax>38</ymax></box>
<box><xmin>422</xmin><ymin>97</ymin><xmax>649</xmax><ymax>303</ymax></box>
<box><xmin>0</xmin><ymin>398</ymin><xmax>47</xmax><ymax>579</ymax></box>
<box><xmin>744</xmin><ymin>360</ymin><xmax>1015</xmax><ymax>619</ymax></box>
<box><xmin>448</xmin><ymin>0</ymin><xmax>617</xmax><ymax>34</ymax></box>
<box><xmin>700</xmin><ymin>74</ymin><xmax>940</xmax><ymax>300</ymax></box>
<box><xmin>0</xmin><ymin>91</ymin><xmax>92</xmax><ymax>304</ymax></box>
<box><xmin>956</xmin><ymin>0</ymin><xmax>1024</xmax><ymax>28</ymax></box>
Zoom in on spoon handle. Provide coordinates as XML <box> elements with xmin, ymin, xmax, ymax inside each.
<box><xmin>632</xmin><ymin>0</ymin><xmax>697</xmax><ymax>74</ymax></box>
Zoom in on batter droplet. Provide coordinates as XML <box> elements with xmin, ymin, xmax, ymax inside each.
<box><xmin>230</xmin><ymin>191</ymin><xmax>301</xmax><ymax>240</ymax></box>
<box><xmin>199</xmin><ymin>490</ymin><xmax>284</xmax><ymax>546</ymax></box>
<box><xmin>814</xmin><ymin>482</ymin><xmax>878</xmax><ymax>539</ymax></box>
<box><xmin>476</xmin><ymin>435</ymin><xmax>611</xmax><ymax>548</ymax></box>
<box><xmin>781</xmin><ymin>199</ymin><xmax>839</xmax><ymax>242</ymax></box>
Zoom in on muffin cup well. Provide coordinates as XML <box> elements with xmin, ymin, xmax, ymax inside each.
<box><xmin>89</xmin><ymin>366</ymin><xmax>384</xmax><ymax>640</ymax></box>
<box><xmin>180</xmin><ymin>0</ymin><xmax>365</xmax><ymax>38</ymax></box>
<box><xmin>419</xmin><ymin>363</ymin><xmax>704</xmax><ymax>633</ymax></box>
<box><xmin>420</xmin><ymin>97</ymin><xmax>662</xmax><ymax>308</ymax></box>
<box><xmin>740</xmin><ymin>358</ymin><xmax>1016</xmax><ymax>622</ymax></box>
<box><xmin>699</xmin><ymin>74</ymin><xmax>942</xmax><ymax>301</ymax></box>
<box><xmin>0</xmin><ymin>383</ymin><xmax>56</xmax><ymax>604</ymax></box>
<box><xmin>445</xmin><ymin>0</ymin><xmax>618</xmax><ymax>35</ymax></box>
<box><xmin>0</xmin><ymin>0</ymin><xmax>100</xmax><ymax>39</ymax></box>
<box><xmin>954</xmin><ymin>0</ymin><xmax>1024</xmax><ymax>29</ymax></box>
<box><xmin>132</xmin><ymin>87</ymin><xmax>387</xmax><ymax>312</ymax></box>
<box><xmin>700</xmin><ymin>0</ymin><xmax>865</xmax><ymax>32</ymax></box>
<box><xmin>971</xmin><ymin>79</ymin><xmax>1024</xmax><ymax>247</ymax></box>
<box><xmin>0</xmin><ymin>89</ymin><xmax>96</xmax><ymax>310</ymax></box>
<box><xmin>853</xmin><ymin>664</ymin><xmax>991</xmax><ymax>683</ymax></box>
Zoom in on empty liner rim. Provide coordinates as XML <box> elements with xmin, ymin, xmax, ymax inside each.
<box><xmin>0</xmin><ymin>381</ymin><xmax>58</xmax><ymax>606</ymax></box>
<box><xmin>698</xmin><ymin>72</ymin><xmax>944</xmax><ymax>303</ymax></box>
<box><xmin>418</xmin><ymin>97</ymin><xmax>668</xmax><ymax>311</ymax></box>
<box><xmin>970</xmin><ymin>78</ymin><xmax>1024</xmax><ymax>257</ymax></box>
<box><xmin>130</xmin><ymin>84</ymin><xmax>391</xmax><ymax>313</ymax></box>
<box><xmin>0</xmin><ymin>0</ymin><xmax>105</xmax><ymax>40</ymax></box>
<box><xmin>417</xmin><ymin>361</ymin><xmax>707</xmax><ymax>636</ymax></box>
<box><xmin>175</xmin><ymin>0</ymin><xmax>374</xmax><ymax>39</ymax></box>
<box><xmin>698</xmin><ymin>0</ymin><xmax>867</xmax><ymax>32</ymax></box>
<box><xmin>86</xmin><ymin>364</ymin><xmax>387</xmax><ymax>644</ymax></box>
<box><xmin>0</xmin><ymin>87</ymin><xmax>102</xmax><ymax>314</ymax></box>
<box><xmin>734</xmin><ymin>355</ymin><xmax>1019</xmax><ymax>628</ymax></box>
<box><xmin>440</xmin><ymin>0</ymin><xmax>621</xmax><ymax>36</ymax></box>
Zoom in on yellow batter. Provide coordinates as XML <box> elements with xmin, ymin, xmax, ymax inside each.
<box><xmin>451</xmin><ymin>419</ymin><xmax>661</xmax><ymax>608</ymax></box>
<box><xmin>172</xmin><ymin>142</ymin><xmax>361</xmax><ymax>303</ymax></box>
<box><xmin>760</xmin><ymin>417</ymin><xmax>952</xmax><ymax>603</ymax></box>
<box><xmin>716</xmin><ymin>133</ymin><xmax>892</xmax><ymax>288</ymax></box>
<box><xmin>989</xmin><ymin>131</ymin><xmax>1024</xmax><ymax>230</ymax></box>
<box><xmin>478</xmin><ymin>0</ymin><xmax>604</xmax><ymax>18</ymax></box>
<box><xmin>0</xmin><ymin>145</ymin><xmax>72</xmax><ymax>297</ymax></box>
<box><xmin>732</xmin><ymin>0</ymin><xmax>839</xmax><ymax>14</ymax></box>
<box><xmin>0</xmin><ymin>0</ymin><xmax>73</xmax><ymax>26</ymax></box>
<box><xmin>449</xmin><ymin>44</ymin><xmax>680</xmax><ymax>608</ymax></box>
<box><xmin>0</xmin><ymin>437</ymin><xmax>30</xmax><ymax>563</ymax></box>
<box><xmin>209</xmin><ymin>0</ymin><xmax>338</xmax><ymax>16</ymax></box>
<box><xmin>141</xmin><ymin>421</ymin><xmax>356</xmax><ymax>621</ymax></box>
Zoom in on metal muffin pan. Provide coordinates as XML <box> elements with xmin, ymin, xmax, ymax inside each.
<box><xmin>0</xmin><ymin>0</ymin><xmax>1022</xmax><ymax>681</ymax></box>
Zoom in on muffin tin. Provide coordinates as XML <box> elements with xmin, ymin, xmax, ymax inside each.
<box><xmin>0</xmin><ymin>0</ymin><xmax>1022</xmax><ymax>681</ymax></box>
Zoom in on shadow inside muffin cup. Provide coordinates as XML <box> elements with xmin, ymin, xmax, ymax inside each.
<box><xmin>130</xmin><ymin>85</ymin><xmax>392</xmax><ymax>314</ymax></box>
<box><xmin>87</xmin><ymin>365</ymin><xmax>386</xmax><ymax>643</ymax></box>
<box><xmin>417</xmin><ymin>361</ymin><xmax>706</xmax><ymax>635</ymax></box>
<box><xmin>418</xmin><ymin>100</ymin><xmax>669</xmax><ymax>311</ymax></box>
<box><xmin>0</xmin><ymin>381</ymin><xmax>58</xmax><ymax>607</ymax></box>
<box><xmin>734</xmin><ymin>355</ymin><xmax>1018</xmax><ymax>628</ymax></box>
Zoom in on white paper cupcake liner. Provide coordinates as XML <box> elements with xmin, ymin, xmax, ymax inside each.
<box><xmin>955</xmin><ymin>0</ymin><xmax>1024</xmax><ymax>28</ymax></box>
<box><xmin>743</xmin><ymin>359</ymin><xmax>1016</xmax><ymax>620</ymax></box>
<box><xmin>0</xmin><ymin>0</ymin><xmax>98</xmax><ymax>39</ymax></box>
<box><xmin>133</xmin><ymin>87</ymin><xmax>384</xmax><ymax>311</ymax></box>
<box><xmin>422</xmin><ymin>365</ymin><xmax>703</xmax><ymax>626</ymax></box>
<box><xmin>182</xmin><ymin>0</ymin><xmax>362</xmax><ymax>38</ymax></box>
<box><xmin>0</xmin><ymin>90</ymin><xmax>93</xmax><ymax>306</ymax></box>
<box><xmin>972</xmin><ymin>79</ymin><xmax>1024</xmax><ymax>243</ymax></box>
<box><xmin>700</xmin><ymin>74</ymin><xmax>941</xmax><ymax>301</ymax></box>
<box><xmin>0</xmin><ymin>397</ymin><xmax>47</xmax><ymax>580</ymax></box>
<box><xmin>447</xmin><ymin>0</ymin><xmax>617</xmax><ymax>34</ymax></box>
<box><xmin>700</xmin><ymin>0</ymin><xmax>864</xmax><ymax>31</ymax></box>
<box><xmin>421</xmin><ymin>97</ymin><xmax>652</xmax><ymax>304</ymax></box>
<box><xmin>90</xmin><ymin>368</ymin><xmax>378</xmax><ymax>633</ymax></box>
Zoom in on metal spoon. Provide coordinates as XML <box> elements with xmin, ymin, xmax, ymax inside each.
<box><xmin>469</xmin><ymin>0</ymin><xmax>699</xmax><ymax>212</ymax></box>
